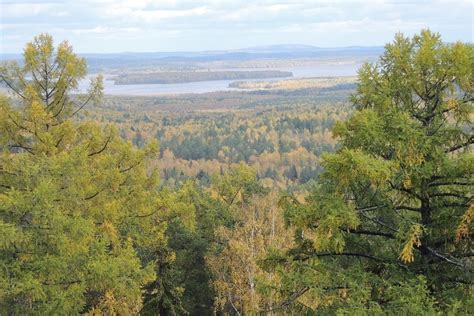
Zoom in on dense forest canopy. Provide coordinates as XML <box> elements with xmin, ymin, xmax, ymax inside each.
<box><xmin>79</xmin><ymin>80</ymin><xmax>354</xmax><ymax>189</ymax></box>
<box><xmin>0</xmin><ymin>30</ymin><xmax>472</xmax><ymax>315</ymax></box>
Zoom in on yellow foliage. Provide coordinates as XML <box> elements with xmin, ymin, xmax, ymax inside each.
<box><xmin>232</xmin><ymin>76</ymin><xmax>357</xmax><ymax>91</ymax></box>
<box><xmin>101</xmin><ymin>221</ymin><xmax>118</xmax><ymax>241</ymax></box>
<box><xmin>86</xmin><ymin>290</ymin><xmax>141</xmax><ymax>316</ymax></box>
<box><xmin>455</xmin><ymin>203</ymin><xmax>473</xmax><ymax>242</ymax></box>
<box><xmin>447</xmin><ymin>98</ymin><xmax>458</xmax><ymax>110</ymax></box>
<box><xmin>400</xmin><ymin>224</ymin><xmax>423</xmax><ymax>263</ymax></box>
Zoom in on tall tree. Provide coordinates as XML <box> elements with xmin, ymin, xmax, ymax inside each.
<box><xmin>0</xmin><ymin>34</ymin><xmax>171</xmax><ymax>314</ymax></box>
<box><xmin>267</xmin><ymin>30</ymin><xmax>473</xmax><ymax>314</ymax></box>
<box><xmin>0</xmin><ymin>33</ymin><xmax>103</xmax><ymax>124</ymax></box>
<box><xmin>206</xmin><ymin>165</ymin><xmax>292</xmax><ymax>314</ymax></box>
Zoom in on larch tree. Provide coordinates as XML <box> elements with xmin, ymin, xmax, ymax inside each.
<box><xmin>0</xmin><ymin>34</ymin><xmax>176</xmax><ymax>314</ymax></box>
<box><xmin>266</xmin><ymin>30</ymin><xmax>473</xmax><ymax>314</ymax></box>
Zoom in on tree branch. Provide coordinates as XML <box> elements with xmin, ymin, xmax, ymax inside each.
<box><xmin>0</xmin><ymin>74</ymin><xmax>26</xmax><ymax>100</ymax></box>
<box><xmin>119</xmin><ymin>162</ymin><xmax>141</xmax><ymax>173</ymax></box>
<box><xmin>445</xmin><ymin>135</ymin><xmax>474</xmax><ymax>153</ymax></box>
<box><xmin>88</xmin><ymin>137</ymin><xmax>111</xmax><ymax>157</ymax></box>
<box><xmin>84</xmin><ymin>191</ymin><xmax>101</xmax><ymax>200</ymax></box>
<box><xmin>429</xmin><ymin>192</ymin><xmax>467</xmax><ymax>199</ymax></box>
<box><xmin>347</xmin><ymin>229</ymin><xmax>395</xmax><ymax>239</ymax></box>
<box><xmin>429</xmin><ymin>181</ymin><xmax>473</xmax><ymax>187</ymax></box>
<box><xmin>421</xmin><ymin>246</ymin><xmax>472</xmax><ymax>271</ymax></box>
<box><xmin>295</xmin><ymin>251</ymin><xmax>386</xmax><ymax>263</ymax></box>
<box><xmin>395</xmin><ymin>205</ymin><xmax>422</xmax><ymax>213</ymax></box>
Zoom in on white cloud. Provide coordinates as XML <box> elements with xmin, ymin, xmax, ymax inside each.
<box><xmin>52</xmin><ymin>11</ymin><xmax>70</xmax><ymax>17</ymax></box>
<box><xmin>0</xmin><ymin>2</ymin><xmax>55</xmax><ymax>17</ymax></box>
<box><xmin>0</xmin><ymin>0</ymin><xmax>472</xmax><ymax>52</ymax></box>
<box><xmin>72</xmin><ymin>26</ymin><xmax>141</xmax><ymax>35</ymax></box>
<box><xmin>106</xmin><ymin>5</ymin><xmax>211</xmax><ymax>22</ymax></box>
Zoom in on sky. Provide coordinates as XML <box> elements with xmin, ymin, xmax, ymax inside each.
<box><xmin>0</xmin><ymin>0</ymin><xmax>472</xmax><ymax>53</ymax></box>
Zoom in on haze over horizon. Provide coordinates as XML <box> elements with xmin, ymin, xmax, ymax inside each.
<box><xmin>1</xmin><ymin>0</ymin><xmax>472</xmax><ymax>54</ymax></box>
<box><xmin>0</xmin><ymin>44</ymin><xmax>384</xmax><ymax>58</ymax></box>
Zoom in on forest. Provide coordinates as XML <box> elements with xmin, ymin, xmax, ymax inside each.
<box><xmin>113</xmin><ymin>70</ymin><xmax>293</xmax><ymax>85</ymax></box>
<box><xmin>228</xmin><ymin>76</ymin><xmax>356</xmax><ymax>90</ymax></box>
<box><xmin>0</xmin><ymin>30</ymin><xmax>472</xmax><ymax>315</ymax></box>
<box><xmin>79</xmin><ymin>81</ymin><xmax>353</xmax><ymax>190</ymax></box>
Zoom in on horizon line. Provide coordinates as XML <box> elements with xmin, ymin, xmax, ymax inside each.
<box><xmin>0</xmin><ymin>44</ymin><xmax>387</xmax><ymax>56</ymax></box>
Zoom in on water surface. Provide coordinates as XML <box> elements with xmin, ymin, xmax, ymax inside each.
<box><xmin>78</xmin><ymin>63</ymin><xmax>362</xmax><ymax>96</ymax></box>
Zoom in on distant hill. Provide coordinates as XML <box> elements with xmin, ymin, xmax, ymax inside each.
<box><xmin>234</xmin><ymin>44</ymin><xmax>383</xmax><ymax>54</ymax></box>
<box><xmin>0</xmin><ymin>44</ymin><xmax>383</xmax><ymax>61</ymax></box>
<box><xmin>84</xmin><ymin>45</ymin><xmax>382</xmax><ymax>72</ymax></box>
<box><xmin>0</xmin><ymin>45</ymin><xmax>383</xmax><ymax>73</ymax></box>
<box><xmin>80</xmin><ymin>44</ymin><xmax>383</xmax><ymax>61</ymax></box>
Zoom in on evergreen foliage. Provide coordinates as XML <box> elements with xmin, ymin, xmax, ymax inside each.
<box><xmin>266</xmin><ymin>30</ymin><xmax>473</xmax><ymax>314</ymax></box>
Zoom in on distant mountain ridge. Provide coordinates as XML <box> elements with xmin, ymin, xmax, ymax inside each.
<box><xmin>1</xmin><ymin>44</ymin><xmax>383</xmax><ymax>60</ymax></box>
<box><xmin>232</xmin><ymin>44</ymin><xmax>383</xmax><ymax>54</ymax></box>
<box><xmin>0</xmin><ymin>44</ymin><xmax>383</xmax><ymax>73</ymax></box>
<box><xmin>82</xmin><ymin>44</ymin><xmax>383</xmax><ymax>58</ymax></box>
<box><xmin>81</xmin><ymin>45</ymin><xmax>383</xmax><ymax>71</ymax></box>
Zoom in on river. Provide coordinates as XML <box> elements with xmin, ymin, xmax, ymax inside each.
<box><xmin>78</xmin><ymin>62</ymin><xmax>362</xmax><ymax>96</ymax></box>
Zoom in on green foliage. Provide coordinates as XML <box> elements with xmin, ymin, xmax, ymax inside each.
<box><xmin>0</xmin><ymin>33</ymin><xmax>103</xmax><ymax>124</ymax></box>
<box><xmin>269</xmin><ymin>30</ymin><xmax>473</xmax><ymax>314</ymax></box>
<box><xmin>211</xmin><ymin>163</ymin><xmax>265</xmax><ymax>205</ymax></box>
<box><xmin>0</xmin><ymin>34</ymin><xmax>172</xmax><ymax>314</ymax></box>
<box><xmin>82</xmin><ymin>87</ymin><xmax>349</xmax><ymax>188</ymax></box>
<box><xmin>1</xmin><ymin>30</ymin><xmax>471</xmax><ymax>315</ymax></box>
